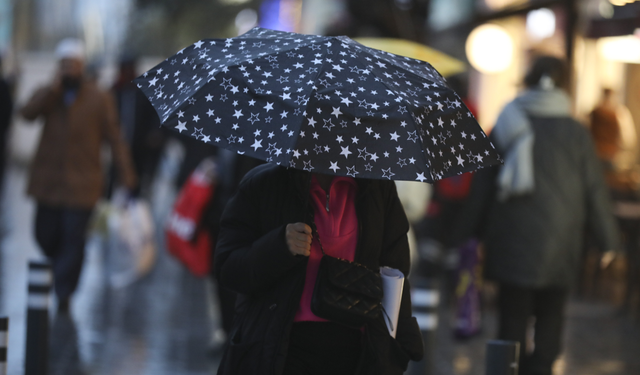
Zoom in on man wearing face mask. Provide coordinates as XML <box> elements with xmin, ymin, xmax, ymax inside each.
<box><xmin>21</xmin><ymin>38</ymin><xmax>137</xmax><ymax>314</ymax></box>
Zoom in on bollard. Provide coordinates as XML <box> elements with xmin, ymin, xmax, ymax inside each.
<box><xmin>25</xmin><ymin>262</ymin><xmax>52</xmax><ymax>375</ymax></box>
<box><xmin>485</xmin><ymin>340</ymin><xmax>519</xmax><ymax>375</ymax></box>
<box><xmin>0</xmin><ymin>317</ymin><xmax>7</xmax><ymax>375</ymax></box>
<box><xmin>406</xmin><ymin>277</ymin><xmax>439</xmax><ymax>375</ymax></box>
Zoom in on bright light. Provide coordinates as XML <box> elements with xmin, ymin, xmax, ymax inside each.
<box><xmin>235</xmin><ymin>8</ymin><xmax>258</xmax><ymax>35</ymax></box>
<box><xmin>599</xmin><ymin>1</ymin><xmax>614</xmax><ymax>18</ymax></box>
<box><xmin>526</xmin><ymin>8</ymin><xmax>555</xmax><ymax>40</ymax></box>
<box><xmin>220</xmin><ymin>0</ymin><xmax>252</xmax><ymax>4</ymax></box>
<box><xmin>484</xmin><ymin>0</ymin><xmax>521</xmax><ymax>10</ymax></box>
<box><xmin>598</xmin><ymin>35</ymin><xmax>640</xmax><ymax>63</ymax></box>
<box><xmin>609</xmin><ymin>0</ymin><xmax>627</xmax><ymax>6</ymax></box>
<box><xmin>466</xmin><ymin>24</ymin><xmax>514</xmax><ymax>74</ymax></box>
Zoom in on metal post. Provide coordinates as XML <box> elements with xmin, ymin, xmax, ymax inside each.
<box><xmin>25</xmin><ymin>261</ymin><xmax>52</xmax><ymax>375</ymax></box>
<box><xmin>0</xmin><ymin>317</ymin><xmax>8</xmax><ymax>375</ymax></box>
<box><xmin>485</xmin><ymin>340</ymin><xmax>519</xmax><ymax>375</ymax></box>
<box><xmin>406</xmin><ymin>277</ymin><xmax>439</xmax><ymax>375</ymax></box>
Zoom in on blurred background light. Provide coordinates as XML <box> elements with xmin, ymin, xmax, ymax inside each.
<box><xmin>598</xmin><ymin>34</ymin><xmax>640</xmax><ymax>63</ymax></box>
<box><xmin>484</xmin><ymin>0</ymin><xmax>525</xmax><ymax>10</ymax></box>
<box><xmin>235</xmin><ymin>8</ymin><xmax>258</xmax><ymax>35</ymax></box>
<box><xmin>259</xmin><ymin>0</ymin><xmax>302</xmax><ymax>32</ymax></box>
<box><xmin>220</xmin><ymin>0</ymin><xmax>252</xmax><ymax>5</ymax></box>
<box><xmin>609</xmin><ymin>0</ymin><xmax>630</xmax><ymax>6</ymax></box>
<box><xmin>354</xmin><ymin>37</ymin><xmax>466</xmax><ymax>77</ymax></box>
<box><xmin>599</xmin><ymin>0</ymin><xmax>615</xmax><ymax>18</ymax></box>
<box><xmin>526</xmin><ymin>8</ymin><xmax>556</xmax><ymax>41</ymax></box>
<box><xmin>465</xmin><ymin>24</ymin><xmax>514</xmax><ymax>74</ymax></box>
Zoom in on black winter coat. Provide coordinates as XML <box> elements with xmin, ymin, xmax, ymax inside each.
<box><xmin>461</xmin><ymin>116</ymin><xmax>619</xmax><ymax>288</ymax></box>
<box><xmin>214</xmin><ymin>164</ymin><xmax>423</xmax><ymax>375</ymax></box>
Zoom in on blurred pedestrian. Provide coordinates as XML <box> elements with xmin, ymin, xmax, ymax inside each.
<box><xmin>20</xmin><ymin>38</ymin><xmax>137</xmax><ymax>314</ymax></box>
<box><xmin>110</xmin><ymin>56</ymin><xmax>164</xmax><ymax>197</ymax></box>
<box><xmin>589</xmin><ymin>88</ymin><xmax>621</xmax><ymax>172</ymax></box>
<box><xmin>462</xmin><ymin>56</ymin><xmax>619</xmax><ymax>375</ymax></box>
<box><xmin>0</xmin><ymin>55</ymin><xmax>12</xmax><ymax>197</ymax></box>
<box><xmin>589</xmin><ymin>88</ymin><xmax>637</xmax><ymax>175</ymax></box>
<box><xmin>214</xmin><ymin>165</ymin><xmax>424</xmax><ymax>375</ymax></box>
<box><xmin>589</xmin><ymin>88</ymin><xmax>640</xmax><ymax>312</ymax></box>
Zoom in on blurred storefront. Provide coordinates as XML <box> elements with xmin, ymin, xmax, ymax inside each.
<box><xmin>424</xmin><ymin>0</ymin><xmax>640</xmax><ymax>146</ymax></box>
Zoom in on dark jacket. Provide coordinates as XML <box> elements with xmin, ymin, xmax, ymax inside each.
<box><xmin>462</xmin><ymin>116</ymin><xmax>619</xmax><ymax>288</ymax></box>
<box><xmin>214</xmin><ymin>164</ymin><xmax>423</xmax><ymax>375</ymax></box>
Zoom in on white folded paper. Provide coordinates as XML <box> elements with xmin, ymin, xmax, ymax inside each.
<box><xmin>380</xmin><ymin>266</ymin><xmax>405</xmax><ymax>338</ymax></box>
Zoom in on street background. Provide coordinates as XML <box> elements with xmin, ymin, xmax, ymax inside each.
<box><xmin>1</xmin><ymin>0</ymin><xmax>640</xmax><ymax>374</ymax></box>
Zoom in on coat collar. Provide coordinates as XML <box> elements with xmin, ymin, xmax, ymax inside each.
<box><xmin>288</xmin><ymin>168</ymin><xmax>373</xmax><ymax>204</ymax></box>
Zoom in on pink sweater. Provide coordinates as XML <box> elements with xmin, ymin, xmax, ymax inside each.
<box><xmin>293</xmin><ymin>175</ymin><xmax>359</xmax><ymax>322</ymax></box>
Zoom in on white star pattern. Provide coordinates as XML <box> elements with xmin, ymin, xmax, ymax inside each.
<box><xmin>175</xmin><ymin>121</ymin><xmax>187</xmax><ymax>133</ymax></box>
<box><xmin>340</xmin><ymin>146</ymin><xmax>352</xmax><ymax>159</ymax></box>
<box><xmin>134</xmin><ymin>27</ymin><xmax>500</xmax><ymax>183</ymax></box>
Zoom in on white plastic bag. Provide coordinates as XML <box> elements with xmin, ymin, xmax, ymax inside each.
<box><xmin>106</xmin><ymin>198</ymin><xmax>157</xmax><ymax>288</ymax></box>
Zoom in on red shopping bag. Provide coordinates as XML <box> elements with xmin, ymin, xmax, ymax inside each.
<box><xmin>165</xmin><ymin>158</ymin><xmax>217</xmax><ymax>277</ymax></box>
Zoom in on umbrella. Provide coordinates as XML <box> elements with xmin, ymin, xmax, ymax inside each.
<box><xmin>135</xmin><ymin>27</ymin><xmax>501</xmax><ymax>182</ymax></box>
<box><xmin>352</xmin><ymin>38</ymin><xmax>466</xmax><ymax>77</ymax></box>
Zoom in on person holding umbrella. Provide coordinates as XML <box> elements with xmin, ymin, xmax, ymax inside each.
<box><xmin>134</xmin><ymin>27</ymin><xmax>502</xmax><ymax>374</ymax></box>
<box><xmin>215</xmin><ymin>165</ymin><xmax>423</xmax><ymax>375</ymax></box>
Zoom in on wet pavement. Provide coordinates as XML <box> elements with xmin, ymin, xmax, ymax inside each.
<box><xmin>0</xmin><ymin>158</ymin><xmax>223</xmax><ymax>375</ymax></box>
<box><xmin>431</xmin><ymin>287</ymin><xmax>640</xmax><ymax>375</ymax></box>
<box><xmin>0</xmin><ymin>151</ymin><xmax>639</xmax><ymax>374</ymax></box>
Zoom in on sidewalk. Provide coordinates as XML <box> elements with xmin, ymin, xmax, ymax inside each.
<box><xmin>0</xmin><ymin>159</ymin><xmax>223</xmax><ymax>375</ymax></box>
<box><xmin>432</xmin><ymin>291</ymin><xmax>640</xmax><ymax>375</ymax></box>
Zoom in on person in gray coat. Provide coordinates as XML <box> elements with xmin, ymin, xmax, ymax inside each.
<box><xmin>462</xmin><ymin>56</ymin><xmax>619</xmax><ymax>375</ymax></box>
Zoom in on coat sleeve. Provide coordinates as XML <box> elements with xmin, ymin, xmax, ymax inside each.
<box><xmin>580</xmin><ymin>128</ymin><xmax>621</xmax><ymax>252</ymax></box>
<box><xmin>101</xmin><ymin>92</ymin><xmax>137</xmax><ymax>190</ymax></box>
<box><xmin>378</xmin><ymin>182</ymin><xmax>424</xmax><ymax>363</ymax></box>
<box><xmin>451</xmin><ymin>166</ymin><xmax>500</xmax><ymax>245</ymax></box>
<box><xmin>20</xmin><ymin>86</ymin><xmax>61</xmax><ymax>121</ymax></box>
<box><xmin>214</xmin><ymin>178</ymin><xmax>305</xmax><ymax>295</ymax></box>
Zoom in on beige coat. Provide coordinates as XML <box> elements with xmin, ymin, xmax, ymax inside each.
<box><xmin>21</xmin><ymin>81</ymin><xmax>137</xmax><ymax>208</ymax></box>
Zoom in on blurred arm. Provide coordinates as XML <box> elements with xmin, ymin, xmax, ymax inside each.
<box><xmin>20</xmin><ymin>85</ymin><xmax>61</xmax><ymax>121</ymax></box>
<box><xmin>102</xmin><ymin>92</ymin><xmax>137</xmax><ymax>190</ymax></box>
<box><xmin>581</xmin><ymin>128</ymin><xmax>621</xmax><ymax>252</ymax></box>
<box><xmin>214</xmin><ymin>182</ymin><xmax>305</xmax><ymax>295</ymax></box>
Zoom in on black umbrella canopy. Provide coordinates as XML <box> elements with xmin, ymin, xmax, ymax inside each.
<box><xmin>135</xmin><ymin>27</ymin><xmax>501</xmax><ymax>182</ymax></box>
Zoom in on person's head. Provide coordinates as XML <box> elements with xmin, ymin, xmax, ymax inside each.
<box><xmin>55</xmin><ymin>38</ymin><xmax>85</xmax><ymax>89</ymax></box>
<box><xmin>601</xmin><ymin>88</ymin><xmax>616</xmax><ymax>104</ymax></box>
<box><xmin>523</xmin><ymin>56</ymin><xmax>568</xmax><ymax>91</ymax></box>
<box><xmin>118</xmin><ymin>56</ymin><xmax>138</xmax><ymax>82</ymax></box>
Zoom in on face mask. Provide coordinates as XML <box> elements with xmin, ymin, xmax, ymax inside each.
<box><xmin>62</xmin><ymin>76</ymin><xmax>82</xmax><ymax>90</ymax></box>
